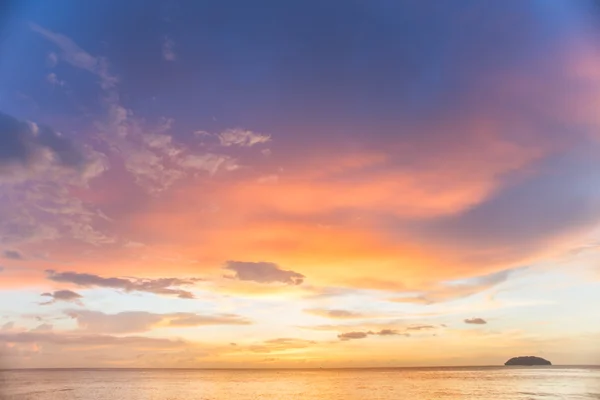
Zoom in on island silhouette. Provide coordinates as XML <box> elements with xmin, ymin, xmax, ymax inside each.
<box><xmin>504</xmin><ymin>356</ymin><xmax>552</xmax><ymax>366</ymax></box>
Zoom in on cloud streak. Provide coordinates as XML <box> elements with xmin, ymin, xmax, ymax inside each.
<box><xmin>66</xmin><ymin>310</ymin><xmax>250</xmax><ymax>333</ymax></box>
<box><xmin>304</xmin><ymin>309</ymin><xmax>368</xmax><ymax>319</ymax></box>
<box><xmin>337</xmin><ymin>329</ymin><xmax>410</xmax><ymax>341</ymax></box>
<box><xmin>45</xmin><ymin>270</ymin><xmax>202</xmax><ymax>299</ymax></box>
<box><xmin>248</xmin><ymin>338</ymin><xmax>316</xmax><ymax>353</ymax></box>
<box><xmin>0</xmin><ymin>330</ymin><xmax>183</xmax><ymax>347</ymax></box>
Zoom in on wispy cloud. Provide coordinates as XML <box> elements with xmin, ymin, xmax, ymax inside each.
<box><xmin>31</xmin><ymin>23</ymin><xmax>244</xmax><ymax>195</ymax></box>
<box><xmin>390</xmin><ymin>268</ymin><xmax>519</xmax><ymax>304</ymax></box>
<box><xmin>162</xmin><ymin>36</ymin><xmax>176</xmax><ymax>61</ymax></box>
<box><xmin>178</xmin><ymin>153</ymin><xmax>239</xmax><ymax>176</ymax></box>
<box><xmin>46</xmin><ymin>52</ymin><xmax>58</xmax><ymax>67</ymax></box>
<box><xmin>217</xmin><ymin>129</ymin><xmax>270</xmax><ymax>147</ymax></box>
<box><xmin>30</xmin><ymin>23</ymin><xmax>117</xmax><ymax>88</ymax></box>
<box><xmin>46</xmin><ymin>72</ymin><xmax>64</xmax><ymax>86</ymax></box>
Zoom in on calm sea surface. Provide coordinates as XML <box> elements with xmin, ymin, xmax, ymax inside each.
<box><xmin>1</xmin><ymin>367</ymin><xmax>599</xmax><ymax>399</ymax></box>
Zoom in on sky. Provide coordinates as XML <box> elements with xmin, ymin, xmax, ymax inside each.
<box><xmin>1</xmin><ymin>0</ymin><xmax>600</xmax><ymax>368</ymax></box>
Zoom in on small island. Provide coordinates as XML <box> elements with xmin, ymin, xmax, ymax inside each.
<box><xmin>505</xmin><ymin>356</ymin><xmax>552</xmax><ymax>366</ymax></box>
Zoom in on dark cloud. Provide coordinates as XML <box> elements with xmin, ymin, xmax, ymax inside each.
<box><xmin>66</xmin><ymin>310</ymin><xmax>250</xmax><ymax>333</ymax></box>
<box><xmin>0</xmin><ymin>111</ymin><xmax>87</xmax><ymax>177</ymax></box>
<box><xmin>338</xmin><ymin>331</ymin><xmax>369</xmax><ymax>340</ymax></box>
<box><xmin>40</xmin><ymin>290</ymin><xmax>83</xmax><ymax>305</ymax></box>
<box><xmin>3</xmin><ymin>250</ymin><xmax>23</xmax><ymax>260</ymax></box>
<box><xmin>304</xmin><ymin>308</ymin><xmax>366</xmax><ymax>319</ymax></box>
<box><xmin>464</xmin><ymin>318</ymin><xmax>487</xmax><ymax>325</ymax></box>
<box><xmin>224</xmin><ymin>261</ymin><xmax>305</xmax><ymax>285</ymax></box>
<box><xmin>45</xmin><ymin>270</ymin><xmax>202</xmax><ymax>299</ymax></box>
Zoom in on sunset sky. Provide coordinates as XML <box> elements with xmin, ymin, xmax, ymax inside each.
<box><xmin>1</xmin><ymin>0</ymin><xmax>600</xmax><ymax>368</ymax></box>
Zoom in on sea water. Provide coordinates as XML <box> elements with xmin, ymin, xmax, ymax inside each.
<box><xmin>1</xmin><ymin>367</ymin><xmax>599</xmax><ymax>399</ymax></box>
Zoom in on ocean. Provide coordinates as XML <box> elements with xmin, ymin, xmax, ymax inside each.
<box><xmin>1</xmin><ymin>367</ymin><xmax>599</xmax><ymax>399</ymax></box>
